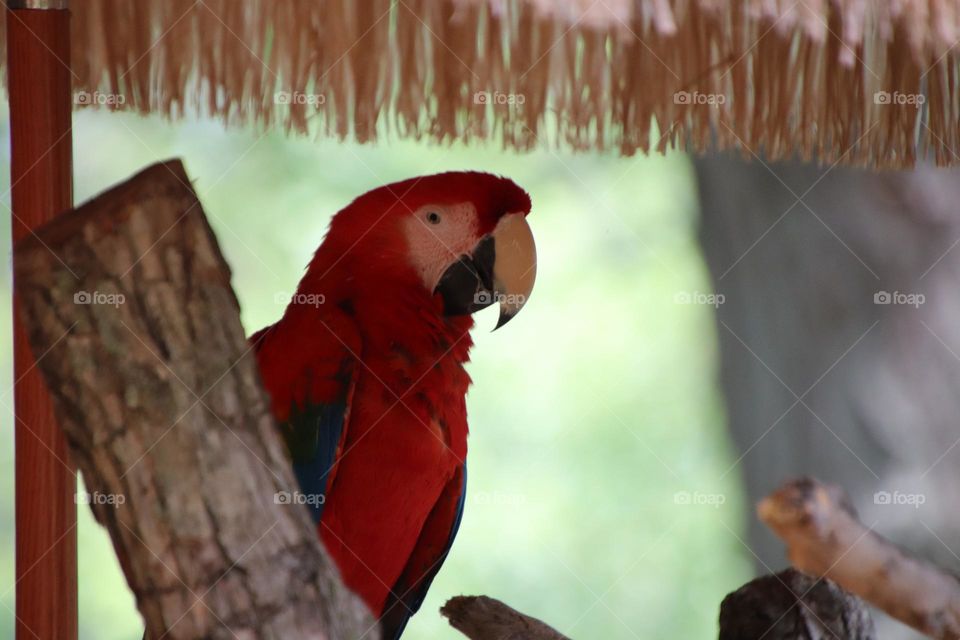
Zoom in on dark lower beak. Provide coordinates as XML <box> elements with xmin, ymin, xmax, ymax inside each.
<box><xmin>434</xmin><ymin>236</ymin><xmax>496</xmax><ymax>316</ymax></box>
<box><xmin>434</xmin><ymin>213</ymin><xmax>536</xmax><ymax>329</ymax></box>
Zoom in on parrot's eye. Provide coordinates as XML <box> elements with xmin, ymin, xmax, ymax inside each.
<box><xmin>426</xmin><ymin>211</ymin><xmax>442</xmax><ymax>225</ymax></box>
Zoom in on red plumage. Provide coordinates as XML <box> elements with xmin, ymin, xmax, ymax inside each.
<box><xmin>253</xmin><ymin>172</ymin><xmax>530</xmax><ymax>630</ymax></box>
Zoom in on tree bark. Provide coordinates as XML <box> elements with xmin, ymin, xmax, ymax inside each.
<box><xmin>13</xmin><ymin>160</ymin><xmax>376</xmax><ymax>640</ymax></box>
<box><xmin>441</xmin><ymin>596</ymin><xmax>571</xmax><ymax>640</ymax></box>
<box><xmin>719</xmin><ymin>568</ymin><xmax>875</xmax><ymax>640</ymax></box>
<box><xmin>695</xmin><ymin>155</ymin><xmax>960</xmax><ymax>639</ymax></box>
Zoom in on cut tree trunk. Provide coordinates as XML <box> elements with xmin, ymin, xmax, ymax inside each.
<box><xmin>13</xmin><ymin>160</ymin><xmax>375</xmax><ymax>640</ymax></box>
<box><xmin>695</xmin><ymin>155</ymin><xmax>960</xmax><ymax>639</ymax></box>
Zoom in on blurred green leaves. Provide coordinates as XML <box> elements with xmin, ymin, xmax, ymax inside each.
<box><xmin>0</xmin><ymin>109</ymin><xmax>749</xmax><ymax>640</ymax></box>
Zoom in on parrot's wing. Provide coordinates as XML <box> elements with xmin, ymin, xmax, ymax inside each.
<box><xmin>380</xmin><ymin>464</ymin><xmax>467</xmax><ymax>640</ymax></box>
<box><xmin>251</xmin><ymin>309</ymin><xmax>361</xmax><ymax>524</ymax></box>
<box><xmin>285</xmin><ymin>395</ymin><xmax>353</xmax><ymax>523</ymax></box>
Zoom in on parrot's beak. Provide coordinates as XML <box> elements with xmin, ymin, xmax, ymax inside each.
<box><xmin>433</xmin><ymin>212</ymin><xmax>537</xmax><ymax>329</ymax></box>
<box><xmin>488</xmin><ymin>213</ymin><xmax>537</xmax><ymax>329</ymax></box>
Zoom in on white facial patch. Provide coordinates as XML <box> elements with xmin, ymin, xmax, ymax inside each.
<box><xmin>401</xmin><ymin>202</ymin><xmax>481</xmax><ymax>291</ymax></box>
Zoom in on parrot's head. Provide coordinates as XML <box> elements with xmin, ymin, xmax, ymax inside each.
<box><xmin>313</xmin><ymin>171</ymin><xmax>536</xmax><ymax>329</ymax></box>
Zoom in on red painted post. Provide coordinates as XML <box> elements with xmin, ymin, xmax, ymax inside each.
<box><xmin>7</xmin><ymin>2</ymin><xmax>78</xmax><ymax>639</ymax></box>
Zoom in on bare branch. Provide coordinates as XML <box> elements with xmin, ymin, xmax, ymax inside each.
<box><xmin>441</xmin><ymin>595</ymin><xmax>570</xmax><ymax>640</ymax></box>
<box><xmin>759</xmin><ymin>477</ymin><xmax>960</xmax><ymax>640</ymax></box>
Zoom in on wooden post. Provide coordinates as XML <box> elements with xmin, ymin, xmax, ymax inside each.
<box><xmin>7</xmin><ymin>2</ymin><xmax>77</xmax><ymax>639</ymax></box>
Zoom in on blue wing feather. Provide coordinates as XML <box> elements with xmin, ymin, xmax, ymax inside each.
<box><xmin>252</xmin><ymin>306</ymin><xmax>359</xmax><ymax>525</ymax></box>
<box><xmin>285</xmin><ymin>401</ymin><xmax>348</xmax><ymax>523</ymax></box>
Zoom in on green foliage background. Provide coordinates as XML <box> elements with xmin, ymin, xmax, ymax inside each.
<box><xmin>0</xmin><ymin>109</ymin><xmax>751</xmax><ymax>639</ymax></box>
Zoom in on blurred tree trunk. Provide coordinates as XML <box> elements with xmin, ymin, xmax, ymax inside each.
<box><xmin>695</xmin><ymin>155</ymin><xmax>960</xmax><ymax>640</ymax></box>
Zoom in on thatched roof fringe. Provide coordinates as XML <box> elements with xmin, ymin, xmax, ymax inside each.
<box><xmin>5</xmin><ymin>0</ymin><xmax>958</xmax><ymax>167</ymax></box>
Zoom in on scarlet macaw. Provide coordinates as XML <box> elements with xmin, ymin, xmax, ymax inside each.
<box><xmin>252</xmin><ymin>172</ymin><xmax>536</xmax><ymax>638</ymax></box>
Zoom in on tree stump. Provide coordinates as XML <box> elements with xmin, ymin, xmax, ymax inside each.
<box><xmin>719</xmin><ymin>569</ymin><xmax>875</xmax><ymax>640</ymax></box>
<box><xmin>13</xmin><ymin>160</ymin><xmax>375</xmax><ymax>640</ymax></box>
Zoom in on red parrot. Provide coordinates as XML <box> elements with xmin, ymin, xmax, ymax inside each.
<box><xmin>251</xmin><ymin>172</ymin><xmax>536</xmax><ymax>638</ymax></box>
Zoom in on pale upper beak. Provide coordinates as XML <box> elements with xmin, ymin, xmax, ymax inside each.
<box><xmin>490</xmin><ymin>212</ymin><xmax>536</xmax><ymax>329</ymax></box>
<box><xmin>432</xmin><ymin>212</ymin><xmax>537</xmax><ymax>329</ymax></box>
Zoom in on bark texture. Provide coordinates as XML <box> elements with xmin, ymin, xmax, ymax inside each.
<box><xmin>696</xmin><ymin>155</ymin><xmax>960</xmax><ymax>639</ymax></box>
<box><xmin>759</xmin><ymin>478</ymin><xmax>960</xmax><ymax>640</ymax></box>
<box><xmin>13</xmin><ymin>160</ymin><xmax>375</xmax><ymax>640</ymax></box>
<box><xmin>719</xmin><ymin>568</ymin><xmax>875</xmax><ymax>640</ymax></box>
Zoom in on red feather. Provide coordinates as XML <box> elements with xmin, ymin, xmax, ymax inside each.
<box><xmin>254</xmin><ymin>172</ymin><xmax>528</xmax><ymax>619</ymax></box>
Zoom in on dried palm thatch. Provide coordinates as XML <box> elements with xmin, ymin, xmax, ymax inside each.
<box><xmin>4</xmin><ymin>0</ymin><xmax>959</xmax><ymax>168</ymax></box>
